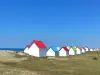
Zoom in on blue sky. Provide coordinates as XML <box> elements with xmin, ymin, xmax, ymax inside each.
<box><xmin>0</xmin><ymin>0</ymin><xmax>100</xmax><ymax>48</ymax></box>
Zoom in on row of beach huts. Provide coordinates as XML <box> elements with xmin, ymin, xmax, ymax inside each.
<box><xmin>24</xmin><ymin>40</ymin><xmax>100</xmax><ymax>57</ymax></box>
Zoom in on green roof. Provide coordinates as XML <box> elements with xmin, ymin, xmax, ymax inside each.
<box><xmin>71</xmin><ymin>46</ymin><xmax>77</xmax><ymax>51</ymax></box>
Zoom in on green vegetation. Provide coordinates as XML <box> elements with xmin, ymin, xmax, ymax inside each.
<box><xmin>0</xmin><ymin>51</ymin><xmax>100</xmax><ymax>75</ymax></box>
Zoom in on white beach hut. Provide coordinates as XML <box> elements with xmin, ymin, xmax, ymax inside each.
<box><xmin>96</xmin><ymin>48</ymin><xmax>100</xmax><ymax>51</ymax></box>
<box><xmin>69</xmin><ymin>46</ymin><xmax>77</xmax><ymax>55</ymax></box>
<box><xmin>85</xmin><ymin>47</ymin><xmax>90</xmax><ymax>52</ymax></box>
<box><xmin>24</xmin><ymin>45</ymin><xmax>29</xmax><ymax>54</ymax></box>
<box><xmin>92</xmin><ymin>48</ymin><xmax>97</xmax><ymax>51</ymax></box>
<box><xmin>76</xmin><ymin>46</ymin><xmax>82</xmax><ymax>54</ymax></box>
<box><xmin>98</xmin><ymin>48</ymin><xmax>100</xmax><ymax>51</ymax></box>
<box><xmin>81</xmin><ymin>47</ymin><xmax>86</xmax><ymax>53</ymax></box>
<box><xmin>59</xmin><ymin>46</ymin><xmax>69</xmax><ymax>56</ymax></box>
<box><xmin>94</xmin><ymin>48</ymin><xmax>98</xmax><ymax>51</ymax></box>
<box><xmin>90</xmin><ymin>48</ymin><xmax>94</xmax><ymax>51</ymax></box>
<box><xmin>27</xmin><ymin>40</ymin><xmax>47</xmax><ymax>57</ymax></box>
<box><xmin>46</xmin><ymin>46</ymin><xmax>59</xmax><ymax>57</ymax></box>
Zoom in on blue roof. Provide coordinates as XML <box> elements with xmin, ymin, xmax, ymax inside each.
<box><xmin>49</xmin><ymin>46</ymin><xmax>59</xmax><ymax>52</ymax></box>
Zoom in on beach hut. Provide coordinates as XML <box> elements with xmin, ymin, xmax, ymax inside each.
<box><xmin>96</xmin><ymin>48</ymin><xmax>100</xmax><ymax>51</ymax></box>
<box><xmin>81</xmin><ymin>47</ymin><xmax>86</xmax><ymax>53</ymax></box>
<box><xmin>28</xmin><ymin>40</ymin><xmax>47</xmax><ymax>57</ymax></box>
<box><xmin>85</xmin><ymin>46</ymin><xmax>90</xmax><ymax>52</ymax></box>
<box><xmin>76</xmin><ymin>46</ymin><xmax>82</xmax><ymax>54</ymax></box>
<box><xmin>59</xmin><ymin>46</ymin><xmax>69</xmax><ymax>56</ymax></box>
<box><xmin>46</xmin><ymin>46</ymin><xmax>59</xmax><ymax>57</ymax></box>
<box><xmin>69</xmin><ymin>46</ymin><xmax>77</xmax><ymax>55</ymax></box>
<box><xmin>98</xmin><ymin>48</ymin><xmax>100</xmax><ymax>51</ymax></box>
<box><xmin>92</xmin><ymin>48</ymin><xmax>96</xmax><ymax>51</ymax></box>
<box><xmin>90</xmin><ymin>48</ymin><xmax>94</xmax><ymax>51</ymax></box>
<box><xmin>24</xmin><ymin>45</ymin><xmax>29</xmax><ymax>54</ymax></box>
<box><xmin>94</xmin><ymin>48</ymin><xmax>98</xmax><ymax>51</ymax></box>
<box><xmin>93</xmin><ymin>48</ymin><xmax>96</xmax><ymax>51</ymax></box>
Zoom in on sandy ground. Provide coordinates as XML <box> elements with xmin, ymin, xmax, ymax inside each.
<box><xmin>0</xmin><ymin>50</ymin><xmax>38</xmax><ymax>75</ymax></box>
<box><xmin>0</xmin><ymin>50</ymin><xmax>100</xmax><ymax>75</ymax></box>
<box><xmin>0</xmin><ymin>50</ymin><xmax>27</xmax><ymax>62</ymax></box>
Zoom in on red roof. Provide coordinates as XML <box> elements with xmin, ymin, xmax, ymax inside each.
<box><xmin>77</xmin><ymin>46</ymin><xmax>82</xmax><ymax>50</ymax></box>
<box><xmin>60</xmin><ymin>46</ymin><xmax>69</xmax><ymax>51</ymax></box>
<box><xmin>28</xmin><ymin>40</ymin><xmax>46</xmax><ymax>48</ymax></box>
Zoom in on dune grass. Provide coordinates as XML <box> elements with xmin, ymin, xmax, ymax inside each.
<box><xmin>0</xmin><ymin>51</ymin><xmax>100</xmax><ymax>75</ymax></box>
